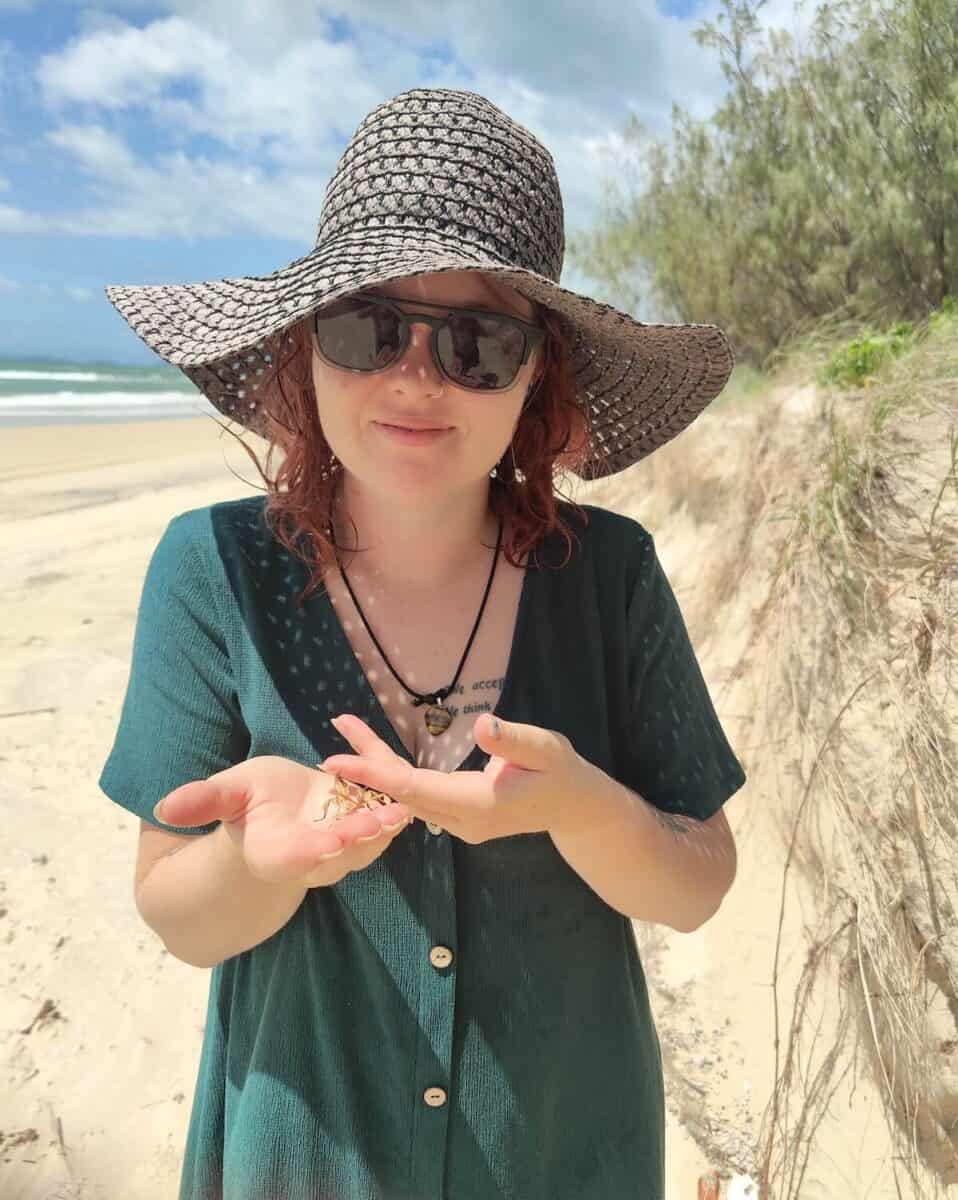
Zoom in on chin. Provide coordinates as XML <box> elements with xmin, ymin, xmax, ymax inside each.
<box><xmin>355</xmin><ymin>457</ymin><xmax>491</xmax><ymax>497</ymax></box>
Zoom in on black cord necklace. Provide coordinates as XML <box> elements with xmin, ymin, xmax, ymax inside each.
<box><xmin>333</xmin><ymin>517</ymin><xmax>504</xmax><ymax>736</ymax></box>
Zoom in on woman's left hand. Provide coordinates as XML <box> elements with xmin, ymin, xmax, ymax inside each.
<box><xmin>319</xmin><ymin>712</ymin><xmax>596</xmax><ymax>844</ymax></box>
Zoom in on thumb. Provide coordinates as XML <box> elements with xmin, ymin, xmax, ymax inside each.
<box><xmin>153</xmin><ymin>765</ymin><xmax>253</xmax><ymax>828</ymax></box>
<box><xmin>472</xmin><ymin>714</ymin><xmax>558</xmax><ymax>771</ymax></box>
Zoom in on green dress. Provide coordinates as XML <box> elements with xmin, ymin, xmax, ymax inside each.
<box><xmin>99</xmin><ymin>495</ymin><xmax>745</xmax><ymax>1200</ymax></box>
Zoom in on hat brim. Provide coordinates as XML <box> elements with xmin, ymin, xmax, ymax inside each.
<box><xmin>105</xmin><ymin>227</ymin><xmax>733</xmax><ymax>479</ymax></box>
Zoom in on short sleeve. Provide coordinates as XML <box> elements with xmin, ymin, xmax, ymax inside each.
<box><xmin>98</xmin><ymin>511</ymin><xmax>250</xmax><ymax>835</ymax></box>
<box><xmin>621</xmin><ymin>531</ymin><xmax>746</xmax><ymax>821</ymax></box>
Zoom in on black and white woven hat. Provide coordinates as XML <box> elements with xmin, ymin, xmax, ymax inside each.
<box><xmin>105</xmin><ymin>86</ymin><xmax>733</xmax><ymax>479</ymax></box>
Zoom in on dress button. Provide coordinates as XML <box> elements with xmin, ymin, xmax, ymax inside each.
<box><xmin>426</xmin><ymin>822</ymin><xmax>443</xmax><ymax>835</ymax></box>
<box><xmin>423</xmin><ymin>1087</ymin><xmax>447</xmax><ymax>1108</ymax></box>
<box><xmin>429</xmin><ymin>945</ymin><xmax>453</xmax><ymax>970</ymax></box>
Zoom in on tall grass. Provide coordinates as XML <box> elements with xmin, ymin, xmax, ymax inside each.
<box><xmin>756</xmin><ymin>310</ymin><xmax>958</xmax><ymax>1197</ymax></box>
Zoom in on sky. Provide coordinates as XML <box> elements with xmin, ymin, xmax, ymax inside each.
<box><xmin>0</xmin><ymin>0</ymin><xmax>808</xmax><ymax>364</ymax></box>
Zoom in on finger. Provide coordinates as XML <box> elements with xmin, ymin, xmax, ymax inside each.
<box><xmin>248</xmin><ymin>819</ymin><xmax>350</xmax><ymax>880</ymax></box>
<box><xmin>472</xmin><ymin>714</ymin><xmax>565</xmax><ymax>771</ymax></box>
<box><xmin>301</xmin><ymin>820</ymin><xmax>404</xmax><ymax>886</ymax></box>
<box><xmin>318</xmin><ymin>753</ymin><xmax>419</xmax><ymax>806</ymax></box>
<box><xmin>316</xmin><ymin>801</ymin><xmax>412</xmax><ymax>842</ymax></box>
<box><xmin>320</xmin><ymin>753</ymin><xmax>488</xmax><ymax>822</ymax></box>
<box><xmin>258</xmin><ymin>805</ymin><xmax>411</xmax><ymax>885</ymax></box>
<box><xmin>306</xmin><ymin>805</ymin><xmax>414</xmax><ymax>882</ymax></box>
<box><xmin>329</xmin><ymin>713</ymin><xmax>398</xmax><ymax>762</ymax></box>
<box><xmin>153</xmin><ymin>763</ymin><xmax>256</xmax><ymax>827</ymax></box>
<box><xmin>249</xmin><ymin>796</ymin><xmax>410</xmax><ymax>883</ymax></box>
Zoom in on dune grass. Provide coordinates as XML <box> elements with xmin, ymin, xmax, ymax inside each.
<box><xmin>753</xmin><ymin>306</ymin><xmax>958</xmax><ymax>1198</ymax></box>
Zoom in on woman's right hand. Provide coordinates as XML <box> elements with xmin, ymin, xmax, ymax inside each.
<box><xmin>152</xmin><ymin>755</ymin><xmax>413</xmax><ymax>888</ymax></box>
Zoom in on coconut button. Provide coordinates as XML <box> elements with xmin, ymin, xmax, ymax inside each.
<box><xmin>426</xmin><ymin>822</ymin><xmax>443</xmax><ymax>835</ymax></box>
<box><xmin>429</xmin><ymin>946</ymin><xmax>453</xmax><ymax>970</ymax></box>
<box><xmin>423</xmin><ymin>1087</ymin><xmax>447</xmax><ymax>1108</ymax></box>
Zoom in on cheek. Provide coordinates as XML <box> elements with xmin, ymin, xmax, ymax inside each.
<box><xmin>463</xmin><ymin>390</ymin><xmax>525</xmax><ymax>461</ymax></box>
<box><xmin>311</xmin><ymin>361</ymin><xmax>363</xmax><ymax>449</ymax></box>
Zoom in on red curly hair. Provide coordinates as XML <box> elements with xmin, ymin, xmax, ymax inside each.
<box><xmin>216</xmin><ymin>295</ymin><xmax>597</xmax><ymax>611</ymax></box>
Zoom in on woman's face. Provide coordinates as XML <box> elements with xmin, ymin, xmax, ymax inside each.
<box><xmin>310</xmin><ymin>270</ymin><xmax>541</xmax><ymax>503</ymax></box>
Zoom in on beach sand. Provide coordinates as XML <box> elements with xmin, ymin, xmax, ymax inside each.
<box><xmin>0</xmin><ymin>415</ymin><xmax>894</xmax><ymax>1199</ymax></box>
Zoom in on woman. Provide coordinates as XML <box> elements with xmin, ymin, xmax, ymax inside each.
<box><xmin>100</xmin><ymin>87</ymin><xmax>745</xmax><ymax>1200</ymax></box>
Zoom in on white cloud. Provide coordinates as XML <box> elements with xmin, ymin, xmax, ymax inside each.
<box><xmin>0</xmin><ymin>175</ymin><xmax>9</xmax><ymax>191</ymax></box>
<box><xmin>327</xmin><ymin>0</ymin><xmax>729</xmax><ymax>128</ymax></box>
<box><xmin>29</xmin><ymin>4</ymin><xmax>697</xmax><ymax>242</ymax></box>
<box><xmin>33</xmin><ymin>123</ymin><xmax>326</xmax><ymax>240</ymax></box>
<box><xmin>36</xmin><ymin>11</ymin><xmax>431</xmax><ymax>166</ymax></box>
<box><xmin>64</xmin><ymin>285</ymin><xmax>94</xmax><ymax>301</ymax></box>
<box><xmin>37</xmin><ymin>17</ymin><xmax>228</xmax><ymax>109</ymax></box>
<box><xmin>47</xmin><ymin>123</ymin><xmax>137</xmax><ymax>176</ymax></box>
<box><xmin>29</xmin><ymin>8</ymin><xmax>469</xmax><ymax>240</ymax></box>
<box><xmin>24</xmin><ymin>0</ymin><xmax>816</xmax><ymax>247</ymax></box>
<box><xmin>0</xmin><ymin>203</ymin><xmax>49</xmax><ymax>232</ymax></box>
<box><xmin>74</xmin><ymin>8</ymin><xmax>152</xmax><ymax>38</ymax></box>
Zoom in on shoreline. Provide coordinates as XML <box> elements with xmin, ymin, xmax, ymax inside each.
<box><xmin>0</xmin><ymin>411</ymin><xmax>209</xmax><ymax>430</ymax></box>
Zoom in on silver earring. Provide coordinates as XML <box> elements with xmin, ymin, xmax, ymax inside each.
<box><xmin>507</xmin><ymin>439</ymin><xmax>525</xmax><ymax>484</ymax></box>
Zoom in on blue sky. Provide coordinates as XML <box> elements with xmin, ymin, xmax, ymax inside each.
<box><xmin>0</xmin><ymin>0</ymin><xmax>799</xmax><ymax>364</ymax></box>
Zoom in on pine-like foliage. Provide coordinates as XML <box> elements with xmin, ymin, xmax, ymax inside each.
<box><xmin>570</xmin><ymin>0</ymin><xmax>958</xmax><ymax>362</ymax></box>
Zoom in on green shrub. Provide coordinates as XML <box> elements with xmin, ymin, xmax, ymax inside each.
<box><xmin>928</xmin><ymin>295</ymin><xmax>957</xmax><ymax>332</ymax></box>
<box><xmin>820</xmin><ymin>323</ymin><xmax>914</xmax><ymax>388</ymax></box>
<box><xmin>571</xmin><ymin>0</ymin><xmax>958</xmax><ymax>364</ymax></box>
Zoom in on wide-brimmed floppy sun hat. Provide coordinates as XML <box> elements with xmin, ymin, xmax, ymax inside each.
<box><xmin>105</xmin><ymin>86</ymin><xmax>733</xmax><ymax>480</ymax></box>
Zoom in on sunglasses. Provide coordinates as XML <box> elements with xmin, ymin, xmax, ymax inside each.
<box><xmin>312</xmin><ymin>293</ymin><xmax>546</xmax><ymax>392</ymax></box>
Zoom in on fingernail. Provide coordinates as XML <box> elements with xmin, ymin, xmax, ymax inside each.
<box><xmin>153</xmin><ymin>800</ymin><xmax>166</xmax><ymax>821</ymax></box>
<box><xmin>318</xmin><ymin>847</ymin><xmax>345</xmax><ymax>860</ymax></box>
<box><xmin>382</xmin><ymin>816</ymin><xmax>407</xmax><ymax>832</ymax></box>
<box><xmin>356</xmin><ymin>829</ymin><xmax>383</xmax><ymax>843</ymax></box>
<box><xmin>491</xmin><ymin>717</ymin><xmax>501</xmax><ymax>738</ymax></box>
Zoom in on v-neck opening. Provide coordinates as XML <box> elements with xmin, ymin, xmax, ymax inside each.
<box><xmin>316</xmin><ymin>549</ymin><xmax>537</xmax><ymax>775</ymax></box>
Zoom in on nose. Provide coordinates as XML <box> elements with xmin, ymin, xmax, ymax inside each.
<box><xmin>394</xmin><ymin>319</ymin><xmax>445</xmax><ymax>393</ymax></box>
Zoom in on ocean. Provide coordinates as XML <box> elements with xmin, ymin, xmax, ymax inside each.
<box><xmin>0</xmin><ymin>356</ymin><xmax>218</xmax><ymax>426</ymax></box>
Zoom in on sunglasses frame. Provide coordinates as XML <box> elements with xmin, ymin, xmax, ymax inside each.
<box><xmin>311</xmin><ymin>293</ymin><xmax>547</xmax><ymax>393</ymax></box>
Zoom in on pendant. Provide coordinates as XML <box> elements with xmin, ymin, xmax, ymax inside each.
<box><xmin>423</xmin><ymin>703</ymin><xmax>453</xmax><ymax>736</ymax></box>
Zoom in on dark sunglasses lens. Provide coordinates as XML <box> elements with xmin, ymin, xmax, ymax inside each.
<box><xmin>438</xmin><ymin>314</ymin><xmax>526</xmax><ymax>390</ymax></box>
<box><xmin>315</xmin><ymin>298</ymin><xmax>403</xmax><ymax>370</ymax></box>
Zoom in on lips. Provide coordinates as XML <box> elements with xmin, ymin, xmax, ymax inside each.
<box><xmin>376</xmin><ymin>420</ymin><xmax>451</xmax><ymax>431</ymax></box>
<box><xmin>373</xmin><ymin>421</ymin><xmax>454</xmax><ymax>445</ymax></box>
